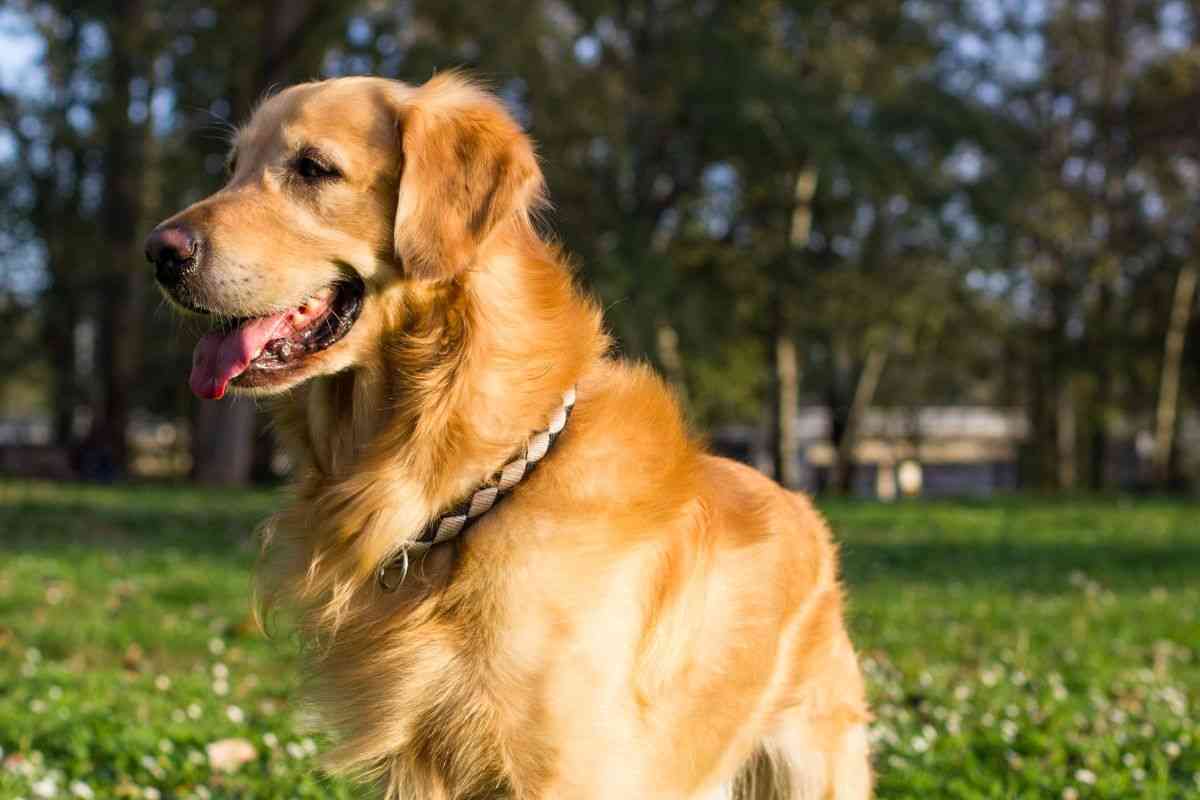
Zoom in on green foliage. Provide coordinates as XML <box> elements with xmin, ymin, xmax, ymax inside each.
<box><xmin>2</xmin><ymin>0</ymin><xmax>1200</xmax><ymax>485</ymax></box>
<box><xmin>1</xmin><ymin>482</ymin><xmax>1197</xmax><ymax>797</ymax></box>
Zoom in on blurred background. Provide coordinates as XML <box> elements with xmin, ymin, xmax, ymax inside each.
<box><xmin>1</xmin><ymin>0</ymin><xmax>1199</xmax><ymax>497</ymax></box>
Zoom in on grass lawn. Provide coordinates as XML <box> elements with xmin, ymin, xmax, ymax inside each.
<box><xmin>0</xmin><ymin>482</ymin><xmax>1196</xmax><ymax>799</ymax></box>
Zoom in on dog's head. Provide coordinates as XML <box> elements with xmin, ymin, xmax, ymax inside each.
<box><xmin>146</xmin><ymin>74</ymin><xmax>543</xmax><ymax>399</ymax></box>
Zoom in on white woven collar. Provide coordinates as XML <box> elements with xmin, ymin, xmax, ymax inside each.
<box><xmin>378</xmin><ymin>386</ymin><xmax>577</xmax><ymax>591</ymax></box>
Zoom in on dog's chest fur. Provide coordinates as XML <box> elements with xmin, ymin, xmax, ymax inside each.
<box><xmin>303</xmin><ymin>544</ymin><xmax>555</xmax><ymax>800</ymax></box>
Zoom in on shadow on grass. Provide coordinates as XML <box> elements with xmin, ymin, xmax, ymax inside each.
<box><xmin>0</xmin><ymin>481</ymin><xmax>275</xmax><ymax>557</ymax></box>
<box><xmin>3</xmin><ymin>482</ymin><xmax>1198</xmax><ymax>593</ymax></box>
<box><xmin>838</xmin><ymin>538</ymin><xmax>1200</xmax><ymax>592</ymax></box>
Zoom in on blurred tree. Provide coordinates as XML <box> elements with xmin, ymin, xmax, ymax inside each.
<box><xmin>95</xmin><ymin>0</ymin><xmax>152</xmax><ymax>474</ymax></box>
<box><xmin>0</xmin><ymin>11</ymin><xmax>95</xmax><ymax>447</ymax></box>
<box><xmin>186</xmin><ymin>1</ymin><xmax>356</xmax><ymax>485</ymax></box>
<box><xmin>346</xmin><ymin>1</ymin><xmax>1021</xmax><ymax>492</ymax></box>
<box><xmin>1</xmin><ymin>0</ymin><xmax>1197</xmax><ymax>494</ymax></box>
<box><xmin>0</xmin><ymin>1</ymin><xmax>149</xmax><ymax>477</ymax></box>
<box><xmin>981</xmin><ymin>0</ymin><xmax>1200</xmax><ymax>489</ymax></box>
<box><xmin>1131</xmin><ymin>45</ymin><xmax>1200</xmax><ymax>488</ymax></box>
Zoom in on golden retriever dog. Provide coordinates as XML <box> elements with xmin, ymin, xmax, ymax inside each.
<box><xmin>146</xmin><ymin>73</ymin><xmax>871</xmax><ymax>799</ymax></box>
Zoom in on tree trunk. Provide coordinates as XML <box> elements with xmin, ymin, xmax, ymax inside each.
<box><xmin>655</xmin><ymin>321</ymin><xmax>688</xmax><ymax>406</ymax></box>
<box><xmin>44</xmin><ymin>282</ymin><xmax>79</xmax><ymax>447</ymax></box>
<box><xmin>1088</xmin><ymin>282</ymin><xmax>1114</xmax><ymax>490</ymax></box>
<box><xmin>1046</xmin><ymin>273</ymin><xmax>1075</xmax><ymax>490</ymax></box>
<box><xmin>768</xmin><ymin>168</ymin><xmax>817</xmax><ymax>488</ymax></box>
<box><xmin>191</xmin><ymin>395</ymin><xmax>260</xmax><ymax>485</ymax></box>
<box><xmin>1152</xmin><ymin>264</ymin><xmax>1198</xmax><ymax>487</ymax></box>
<box><xmin>189</xmin><ymin>2</ymin><xmax>343</xmax><ymax>485</ymax></box>
<box><xmin>772</xmin><ymin>333</ymin><xmax>800</xmax><ymax>487</ymax></box>
<box><xmin>1056</xmin><ymin>375</ymin><xmax>1077</xmax><ymax>490</ymax></box>
<box><xmin>1026</xmin><ymin>350</ymin><xmax>1054</xmax><ymax>489</ymax></box>
<box><xmin>95</xmin><ymin>0</ymin><xmax>149</xmax><ymax>476</ymax></box>
<box><xmin>831</xmin><ymin>346</ymin><xmax>887</xmax><ymax>494</ymax></box>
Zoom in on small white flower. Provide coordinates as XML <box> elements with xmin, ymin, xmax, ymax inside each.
<box><xmin>158</xmin><ymin>739</ymin><xmax>173</xmax><ymax>754</ymax></box>
<box><xmin>286</xmin><ymin>742</ymin><xmax>306</xmax><ymax>760</ymax></box>
<box><xmin>211</xmin><ymin>663</ymin><xmax>229</xmax><ymax>679</ymax></box>
<box><xmin>1075</xmin><ymin>769</ymin><xmax>1096</xmax><ymax>785</ymax></box>
<box><xmin>226</xmin><ymin>705</ymin><xmax>244</xmax><ymax>724</ymax></box>
<box><xmin>1165</xmin><ymin>741</ymin><xmax>1182</xmax><ymax>759</ymax></box>
<box><xmin>31</xmin><ymin>777</ymin><xmax>58</xmax><ymax>799</ymax></box>
<box><xmin>212</xmin><ymin>679</ymin><xmax>229</xmax><ymax>697</ymax></box>
<box><xmin>143</xmin><ymin>788</ymin><xmax>161</xmax><ymax>800</ymax></box>
<box><xmin>187</xmin><ymin>703</ymin><xmax>203</xmax><ymax>719</ymax></box>
<box><xmin>1062</xmin><ymin>789</ymin><xmax>1079</xmax><ymax>800</ymax></box>
<box><xmin>262</xmin><ymin>733</ymin><xmax>278</xmax><ymax>749</ymax></box>
<box><xmin>69</xmin><ymin>782</ymin><xmax>94</xmax><ymax>799</ymax></box>
<box><xmin>207</xmin><ymin>637</ymin><xmax>226</xmax><ymax>655</ymax></box>
<box><xmin>154</xmin><ymin>675</ymin><xmax>171</xmax><ymax>691</ymax></box>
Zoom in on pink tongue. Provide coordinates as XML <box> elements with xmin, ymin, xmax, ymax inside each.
<box><xmin>190</xmin><ymin>313</ymin><xmax>289</xmax><ymax>400</ymax></box>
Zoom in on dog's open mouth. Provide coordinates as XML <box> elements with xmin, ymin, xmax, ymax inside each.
<box><xmin>189</xmin><ymin>278</ymin><xmax>364</xmax><ymax>400</ymax></box>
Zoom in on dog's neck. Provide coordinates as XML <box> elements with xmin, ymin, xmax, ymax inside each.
<box><xmin>262</xmin><ymin>234</ymin><xmax>606</xmax><ymax>614</ymax></box>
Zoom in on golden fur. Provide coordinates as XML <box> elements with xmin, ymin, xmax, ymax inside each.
<box><xmin>152</xmin><ymin>73</ymin><xmax>872</xmax><ymax>799</ymax></box>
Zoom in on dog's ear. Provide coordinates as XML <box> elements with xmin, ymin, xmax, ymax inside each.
<box><xmin>392</xmin><ymin>74</ymin><xmax>544</xmax><ymax>281</ymax></box>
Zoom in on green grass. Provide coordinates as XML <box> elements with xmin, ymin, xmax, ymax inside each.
<box><xmin>0</xmin><ymin>482</ymin><xmax>1197</xmax><ymax>799</ymax></box>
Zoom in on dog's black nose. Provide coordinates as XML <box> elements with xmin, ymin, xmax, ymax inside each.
<box><xmin>145</xmin><ymin>224</ymin><xmax>199</xmax><ymax>286</ymax></box>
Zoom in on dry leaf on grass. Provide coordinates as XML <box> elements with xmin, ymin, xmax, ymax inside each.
<box><xmin>206</xmin><ymin>738</ymin><xmax>258</xmax><ymax>773</ymax></box>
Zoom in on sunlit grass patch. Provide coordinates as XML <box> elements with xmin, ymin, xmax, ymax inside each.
<box><xmin>825</xmin><ymin>497</ymin><xmax>1200</xmax><ymax>799</ymax></box>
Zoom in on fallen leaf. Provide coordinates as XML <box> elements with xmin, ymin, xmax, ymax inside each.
<box><xmin>206</xmin><ymin>738</ymin><xmax>257</xmax><ymax>773</ymax></box>
<box><xmin>122</xmin><ymin>642</ymin><xmax>144</xmax><ymax>672</ymax></box>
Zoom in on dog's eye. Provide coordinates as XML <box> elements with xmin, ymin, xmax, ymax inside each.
<box><xmin>294</xmin><ymin>154</ymin><xmax>340</xmax><ymax>182</ymax></box>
